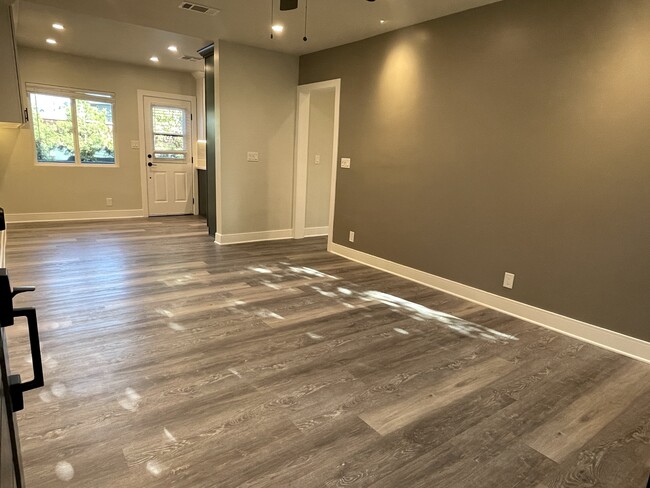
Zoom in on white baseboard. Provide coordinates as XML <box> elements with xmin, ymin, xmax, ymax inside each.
<box><xmin>330</xmin><ymin>242</ymin><xmax>650</xmax><ymax>364</ymax></box>
<box><xmin>6</xmin><ymin>209</ymin><xmax>145</xmax><ymax>223</ymax></box>
<box><xmin>304</xmin><ymin>226</ymin><xmax>329</xmax><ymax>237</ymax></box>
<box><xmin>216</xmin><ymin>229</ymin><xmax>294</xmax><ymax>245</ymax></box>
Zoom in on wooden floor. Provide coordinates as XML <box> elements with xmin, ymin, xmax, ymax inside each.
<box><xmin>3</xmin><ymin>216</ymin><xmax>650</xmax><ymax>487</ymax></box>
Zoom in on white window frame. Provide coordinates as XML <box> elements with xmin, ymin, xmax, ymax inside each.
<box><xmin>26</xmin><ymin>83</ymin><xmax>119</xmax><ymax>168</ymax></box>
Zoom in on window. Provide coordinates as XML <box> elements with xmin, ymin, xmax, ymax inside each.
<box><xmin>27</xmin><ymin>84</ymin><xmax>116</xmax><ymax>166</ymax></box>
<box><xmin>151</xmin><ymin>105</ymin><xmax>187</xmax><ymax>160</ymax></box>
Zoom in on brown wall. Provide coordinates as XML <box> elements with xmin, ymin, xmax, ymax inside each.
<box><xmin>299</xmin><ymin>0</ymin><xmax>650</xmax><ymax>341</ymax></box>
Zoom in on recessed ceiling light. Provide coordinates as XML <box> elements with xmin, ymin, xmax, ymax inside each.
<box><xmin>168</xmin><ymin>45</ymin><xmax>178</xmax><ymax>53</ymax></box>
<box><xmin>150</xmin><ymin>56</ymin><xmax>159</xmax><ymax>62</ymax></box>
<box><xmin>271</xmin><ymin>24</ymin><xmax>284</xmax><ymax>33</ymax></box>
<box><xmin>52</xmin><ymin>23</ymin><xmax>64</xmax><ymax>30</ymax></box>
<box><xmin>46</xmin><ymin>38</ymin><xmax>57</xmax><ymax>45</ymax></box>
<box><xmin>380</xmin><ymin>19</ymin><xmax>386</xmax><ymax>24</ymax></box>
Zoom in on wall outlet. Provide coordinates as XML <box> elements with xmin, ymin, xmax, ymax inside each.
<box><xmin>106</xmin><ymin>197</ymin><xmax>113</xmax><ymax>207</ymax></box>
<box><xmin>349</xmin><ymin>231</ymin><xmax>355</xmax><ymax>242</ymax></box>
<box><xmin>503</xmin><ymin>272</ymin><xmax>515</xmax><ymax>289</ymax></box>
<box><xmin>341</xmin><ymin>157</ymin><xmax>351</xmax><ymax>168</ymax></box>
<box><xmin>247</xmin><ymin>151</ymin><xmax>259</xmax><ymax>162</ymax></box>
<box><xmin>315</xmin><ymin>154</ymin><xmax>320</xmax><ymax>165</ymax></box>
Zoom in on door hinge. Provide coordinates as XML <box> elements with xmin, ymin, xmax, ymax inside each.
<box><xmin>190</xmin><ymin>113</ymin><xmax>193</xmax><ymax>121</ymax></box>
<box><xmin>192</xmin><ymin>197</ymin><xmax>195</xmax><ymax>204</ymax></box>
<box><xmin>24</xmin><ymin>108</ymin><xmax>29</xmax><ymax>123</ymax></box>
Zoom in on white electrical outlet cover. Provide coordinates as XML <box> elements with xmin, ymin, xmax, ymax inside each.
<box><xmin>341</xmin><ymin>158</ymin><xmax>351</xmax><ymax>168</ymax></box>
<box><xmin>349</xmin><ymin>231</ymin><xmax>355</xmax><ymax>242</ymax></box>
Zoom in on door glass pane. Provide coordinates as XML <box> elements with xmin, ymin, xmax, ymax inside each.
<box><xmin>153</xmin><ymin>134</ymin><xmax>185</xmax><ymax>152</ymax></box>
<box><xmin>76</xmin><ymin>100</ymin><xmax>116</xmax><ymax>164</ymax></box>
<box><xmin>153</xmin><ymin>153</ymin><xmax>185</xmax><ymax>160</ymax></box>
<box><xmin>151</xmin><ymin>106</ymin><xmax>187</xmax><ymax>160</ymax></box>
<box><xmin>30</xmin><ymin>93</ymin><xmax>75</xmax><ymax>163</ymax></box>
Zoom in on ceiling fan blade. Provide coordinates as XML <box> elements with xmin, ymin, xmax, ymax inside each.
<box><xmin>280</xmin><ymin>0</ymin><xmax>299</xmax><ymax>11</ymax></box>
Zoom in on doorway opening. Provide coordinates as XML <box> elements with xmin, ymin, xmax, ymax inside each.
<box><xmin>293</xmin><ymin>79</ymin><xmax>341</xmax><ymax>248</ymax></box>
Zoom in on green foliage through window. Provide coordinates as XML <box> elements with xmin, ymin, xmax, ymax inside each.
<box><xmin>152</xmin><ymin>106</ymin><xmax>187</xmax><ymax>160</ymax></box>
<box><xmin>30</xmin><ymin>90</ymin><xmax>116</xmax><ymax>165</ymax></box>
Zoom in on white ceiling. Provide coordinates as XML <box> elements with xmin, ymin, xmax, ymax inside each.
<box><xmin>16</xmin><ymin>2</ymin><xmax>210</xmax><ymax>72</ymax></box>
<box><xmin>16</xmin><ymin>0</ymin><xmax>504</xmax><ymax>71</ymax></box>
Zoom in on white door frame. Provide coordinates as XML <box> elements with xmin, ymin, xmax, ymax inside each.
<box><xmin>292</xmin><ymin>79</ymin><xmax>341</xmax><ymax>248</ymax></box>
<box><xmin>137</xmin><ymin>90</ymin><xmax>198</xmax><ymax>217</ymax></box>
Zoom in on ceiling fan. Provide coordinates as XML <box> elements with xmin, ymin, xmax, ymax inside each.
<box><xmin>274</xmin><ymin>0</ymin><xmax>375</xmax><ymax>42</ymax></box>
<box><xmin>279</xmin><ymin>0</ymin><xmax>374</xmax><ymax>10</ymax></box>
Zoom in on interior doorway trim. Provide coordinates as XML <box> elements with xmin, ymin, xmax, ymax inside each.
<box><xmin>292</xmin><ymin>79</ymin><xmax>341</xmax><ymax>246</ymax></box>
<box><xmin>137</xmin><ymin>90</ymin><xmax>198</xmax><ymax>217</ymax></box>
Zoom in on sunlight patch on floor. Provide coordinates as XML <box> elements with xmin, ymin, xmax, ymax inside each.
<box><xmin>119</xmin><ymin>387</ymin><xmax>142</xmax><ymax>412</ymax></box>
<box><xmin>55</xmin><ymin>461</ymin><xmax>74</xmax><ymax>481</ymax></box>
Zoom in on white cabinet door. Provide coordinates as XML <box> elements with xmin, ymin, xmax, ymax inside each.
<box><xmin>0</xmin><ymin>6</ymin><xmax>24</xmax><ymax>127</ymax></box>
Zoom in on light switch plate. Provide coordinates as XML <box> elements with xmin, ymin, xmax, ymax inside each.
<box><xmin>503</xmin><ymin>272</ymin><xmax>515</xmax><ymax>289</ymax></box>
<box><xmin>247</xmin><ymin>152</ymin><xmax>259</xmax><ymax>162</ymax></box>
<box><xmin>315</xmin><ymin>155</ymin><xmax>320</xmax><ymax>165</ymax></box>
<box><xmin>341</xmin><ymin>158</ymin><xmax>351</xmax><ymax>168</ymax></box>
<box><xmin>130</xmin><ymin>140</ymin><xmax>140</xmax><ymax>149</ymax></box>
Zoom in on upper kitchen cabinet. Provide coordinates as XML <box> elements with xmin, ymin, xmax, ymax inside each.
<box><xmin>0</xmin><ymin>2</ymin><xmax>25</xmax><ymax>128</ymax></box>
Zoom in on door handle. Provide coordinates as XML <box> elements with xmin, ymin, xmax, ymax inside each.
<box><xmin>148</xmin><ymin>162</ymin><xmax>156</xmax><ymax>167</ymax></box>
<box><xmin>8</xmin><ymin>307</ymin><xmax>44</xmax><ymax>412</ymax></box>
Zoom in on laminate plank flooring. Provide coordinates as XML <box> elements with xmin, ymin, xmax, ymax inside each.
<box><xmin>3</xmin><ymin>216</ymin><xmax>649</xmax><ymax>487</ymax></box>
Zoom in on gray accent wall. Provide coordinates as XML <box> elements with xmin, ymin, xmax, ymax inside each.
<box><xmin>299</xmin><ymin>0</ymin><xmax>650</xmax><ymax>341</ymax></box>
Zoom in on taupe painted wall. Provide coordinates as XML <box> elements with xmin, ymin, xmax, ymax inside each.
<box><xmin>0</xmin><ymin>47</ymin><xmax>195</xmax><ymax>215</ymax></box>
<box><xmin>305</xmin><ymin>88</ymin><xmax>335</xmax><ymax>229</ymax></box>
<box><xmin>300</xmin><ymin>0</ymin><xmax>650</xmax><ymax>341</ymax></box>
<box><xmin>218</xmin><ymin>41</ymin><xmax>298</xmax><ymax>235</ymax></box>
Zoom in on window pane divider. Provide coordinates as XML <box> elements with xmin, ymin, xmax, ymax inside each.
<box><xmin>70</xmin><ymin>98</ymin><xmax>81</xmax><ymax>165</ymax></box>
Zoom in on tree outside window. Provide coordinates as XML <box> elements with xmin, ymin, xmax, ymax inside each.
<box><xmin>29</xmin><ymin>88</ymin><xmax>116</xmax><ymax>166</ymax></box>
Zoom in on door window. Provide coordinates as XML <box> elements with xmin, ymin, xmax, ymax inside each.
<box><xmin>151</xmin><ymin>106</ymin><xmax>188</xmax><ymax>161</ymax></box>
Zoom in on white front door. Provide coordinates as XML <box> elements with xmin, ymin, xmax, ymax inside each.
<box><xmin>144</xmin><ymin>96</ymin><xmax>193</xmax><ymax>216</ymax></box>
